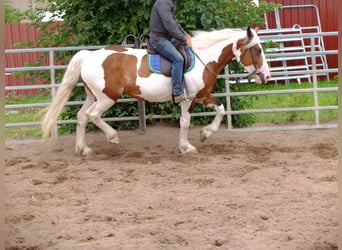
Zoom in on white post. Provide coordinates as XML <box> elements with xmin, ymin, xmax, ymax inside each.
<box><xmin>311</xmin><ymin>37</ymin><xmax>320</xmax><ymax>127</ymax></box>
<box><xmin>225</xmin><ymin>66</ymin><xmax>233</xmax><ymax>130</ymax></box>
<box><xmin>49</xmin><ymin>49</ymin><xmax>58</xmax><ymax>138</ymax></box>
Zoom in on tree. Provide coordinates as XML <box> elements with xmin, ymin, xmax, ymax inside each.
<box><xmin>5</xmin><ymin>0</ymin><xmax>25</xmax><ymax>24</ymax></box>
<box><xmin>25</xmin><ymin>0</ymin><xmax>279</xmax><ymax>46</ymax></box>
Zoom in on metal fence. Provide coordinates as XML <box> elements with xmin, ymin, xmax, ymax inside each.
<box><xmin>5</xmin><ymin>31</ymin><xmax>338</xmax><ymax>143</ymax></box>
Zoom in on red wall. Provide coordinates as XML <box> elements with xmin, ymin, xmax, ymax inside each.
<box><xmin>5</xmin><ymin>23</ymin><xmax>50</xmax><ymax>96</ymax></box>
<box><xmin>263</xmin><ymin>0</ymin><xmax>338</xmax><ymax>72</ymax></box>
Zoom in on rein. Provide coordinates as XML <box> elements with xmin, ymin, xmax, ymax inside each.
<box><xmin>191</xmin><ymin>49</ymin><xmax>217</xmax><ymax>76</ymax></box>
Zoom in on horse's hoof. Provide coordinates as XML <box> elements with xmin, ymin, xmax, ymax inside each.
<box><xmin>82</xmin><ymin>147</ymin><xmax>94</xmax><ymax>156</ymax></box>
<box><xmin>75</xmin><ymin>146</ymin><xmax>94</xmax><ymax>156</ymax></box>
<box><xmin>180</xmin><ymin>144</ymin><xmax>198</xmax><ymax>155</ymax></box>
<box><xmin>189</xmin><ymin>148</ymin><xmax>199</xmax><ymax>154</ymax></box>
<box><xmin>200</xmin><ymin>128</ymin><xmax>211</xmax><ymax>142</ymax></box>
<box><xmin>109</xmin><ymin>138</ymin><xmax>120</xmax><ymax>144</ymax></box>
<box><xmin>107</xmin><ymin>134</ymin><xmax>120</xmax><ymax>144</ymax></box>
<box><xmin>200</xmin><ymin>131</ymin><xmax>207</xmax><ymax>142</ymax></box>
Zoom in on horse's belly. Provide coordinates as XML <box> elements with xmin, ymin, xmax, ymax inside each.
<box><xmin>136</xmin><ymin>75</ymin><xmax>173</xmax><ymax>102</ymax></box>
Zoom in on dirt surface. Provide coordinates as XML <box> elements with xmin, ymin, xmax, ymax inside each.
<box><xmin>5</xmin><ymin>124</ymin><xmax>338</xmax><ymax>250</ymax></box>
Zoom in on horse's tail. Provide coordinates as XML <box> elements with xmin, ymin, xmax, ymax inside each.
<box><xmin>41</xmin><ymin>50</ymin><xmax>91</xmax><ymax>140</ymax></box>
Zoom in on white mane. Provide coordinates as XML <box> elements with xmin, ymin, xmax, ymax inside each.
<box><xmin>191</xmin><ymin>28</ymin><xmax>258</xmax><ymax>50</ymax></box>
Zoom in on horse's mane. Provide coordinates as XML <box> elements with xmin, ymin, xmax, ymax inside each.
<box><xmin>191</xmin><ymin>28</ymin><xmax>247</xmax><ymax>50</ymax></box>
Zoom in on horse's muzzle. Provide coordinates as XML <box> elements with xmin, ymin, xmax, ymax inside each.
<box><xmin>255</xmin><ymin>71</ymin><xmax>269</xmax><ymax>84</ymax></box>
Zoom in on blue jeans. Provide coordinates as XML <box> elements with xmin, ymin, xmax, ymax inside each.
<box><xmin>149</xmin><ymin>37</ymin><xmax>184</xmax><ymax>95</ymax></box>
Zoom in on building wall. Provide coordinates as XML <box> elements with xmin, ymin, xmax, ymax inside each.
<box><xmin>263</xmin><ymin>0</ymin><xmax>338</xmax><ymax>71</ymax></box>
<box><xmin>5</xmin><ymin>23</ymin><xmax>50</xmax><ymax>96</ymax></box>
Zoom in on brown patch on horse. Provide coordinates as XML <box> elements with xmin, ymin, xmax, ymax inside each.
<box><xmin>197</xmin><ymin>44</ymin><xmax>235</xmax><ymax>100</ymax></box>
<box><xmin>189</xmin><ymin>43</ymin><xmax>236</xmax><ymax>111</ymax></box>
<box><xmin>104</xmin><ymin>45</ymin><xmax>128</xmax><ymax>52</ymax></box>
<box><xmin>138</xmin><ymin>55</ymin><xmax>152</xmax><ymax>78</ymax></box>
<box><xmin>102</xmin><ymin>53</ymin><xmax>145</xmax><ymax>102</ymax></box>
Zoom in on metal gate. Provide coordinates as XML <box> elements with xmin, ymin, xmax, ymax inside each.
<box><xmin>5</xmin><ymin>31</ymin><xmax>338</xmax><ymax>144</ymax></box>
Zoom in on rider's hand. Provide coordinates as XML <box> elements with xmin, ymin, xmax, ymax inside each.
<box><xmin>185</xmin><ymin>34</ymin><xmax>192</xmax><ymax>48</ymax></box>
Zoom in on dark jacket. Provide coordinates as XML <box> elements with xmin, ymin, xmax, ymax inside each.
<box><xmin>149</xmin><ymin>0</ymin><xmax>187</xmax><ymax>43</ymax></box>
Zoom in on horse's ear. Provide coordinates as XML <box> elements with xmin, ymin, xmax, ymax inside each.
<box><xmin>247</xmin><ymin>26</ymin><xmax>253</xmax><ymax>39</ymax></box>
<box><xmin>247</xmin><ymin>25</ymin><xmax>259</xmax><ymax>36</ymax></box>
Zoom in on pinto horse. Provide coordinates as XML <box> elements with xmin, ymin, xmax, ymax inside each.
<box><xmin>41</xmin><ymin>27</ymin><xmax>270</xmax><ymax>155</ymax></box>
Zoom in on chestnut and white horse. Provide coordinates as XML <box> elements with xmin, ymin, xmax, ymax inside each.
<box><xmin>41</xmin><ymin>27</ymin><xmax>270</xmax><ymax>155</ymax></box>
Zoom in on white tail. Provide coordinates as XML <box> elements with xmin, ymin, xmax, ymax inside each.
<box><xmin>41</xmin><ymin>50</ymin><xmax>91</xmax><ymax>140</ymax></box>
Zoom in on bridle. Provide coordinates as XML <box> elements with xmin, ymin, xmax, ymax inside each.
<box><xmin>238</xmin><ymin>45</ymin><xmax>265</xmax><ymax>82</ymax></box>
<box><xmin>239</xmin><ymin>47</ymin><xmax>257</xmax><ymax>77</ymax></box>
<box><xmin>192</xmin><ymin>41</ymin><xmax>265</xmax><ymax>82</ymax></box>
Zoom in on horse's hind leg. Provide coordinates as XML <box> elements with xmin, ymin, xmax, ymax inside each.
<box><xmin>200</xmin><ymin>96</ymin><xmax>225</xmax><ymax>142</ymax></box>
<box><xmin>85</xmin><ymin>97</ymin><xmax>120</xmax><ymax>145</ymax></box>
<box><xmin>75</xmin><ymin>90</ymin><xmax>95</xmax><ymax>156</ymax></box>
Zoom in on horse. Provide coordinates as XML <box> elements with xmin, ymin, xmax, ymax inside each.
<box><xmin>41</xmin><ymin>26</ymin><xmax>270</xmax><ymax>155</ymax></box>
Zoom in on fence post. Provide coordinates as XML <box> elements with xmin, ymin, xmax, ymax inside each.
<box><xmin>225</xmin><ymin>66</ymin><xmax>233</xmax><ymax>130</ymax></box>
<box><xmin>311</xmin><ymin>37</ymin><xmax>320</xmax><ymax>126</ymax></box>
<box><xmin>135</xmin><ymin>36</ymin><xmax>146</xmax><ymax>134</ymax></box>
<box><xmin>137</xmin><ymin>100</ymin><xmax>146</xmax><ymax>135</ymax></box>
<box><xmin>49</xmin><ymin>49</ymin><xmax>58</xmax><ymax>138</ymax></box>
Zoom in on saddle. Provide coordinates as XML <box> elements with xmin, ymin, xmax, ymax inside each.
<box><xmin>145</xmin><ymin>37</ymin><xmax>194</xmax><ymax>76</ymax></box>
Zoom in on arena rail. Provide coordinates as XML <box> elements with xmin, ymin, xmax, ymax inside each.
<box><xmin>5</xmin><ymin>31</ymin><xmax>338</xmax><ymax>144</ymax></box>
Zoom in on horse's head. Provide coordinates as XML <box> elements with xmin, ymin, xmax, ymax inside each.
<box><xmin>233</xmin><ymin>27</ymin><xmax>270</xmax><ymax>84</ymax></box>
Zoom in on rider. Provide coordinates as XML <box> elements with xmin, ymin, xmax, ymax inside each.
<box><xmin>149</xmin><ymin>0</ymin><xmax>192</xmax><ymax>103</ymax></box>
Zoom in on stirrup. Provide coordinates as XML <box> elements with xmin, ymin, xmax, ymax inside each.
<box><xmin>183</xmin><ymin>88</ymin><xmax>195</xmax><ymax>102</ymax></box>
<box><xmin>174</xmin><ymin>93</ymin><xmax>185</xmax><ymax>103</ymax></box>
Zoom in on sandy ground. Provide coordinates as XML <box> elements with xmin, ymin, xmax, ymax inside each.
<box><xmin>5</xmin><ymin>124</ymin><xmax>338</xmax><ymax>250</ymax></box>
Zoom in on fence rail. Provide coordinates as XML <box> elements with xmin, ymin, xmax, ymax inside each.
<box><xmin>5</xmin><ymin>31</ymin><xmax>338</xmax><ymax>143</ymax></box>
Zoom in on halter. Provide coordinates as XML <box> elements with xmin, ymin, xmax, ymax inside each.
<box><xmin>237</xmin><ymin>41</ymin><xmax>265</xmax><ymax>82</ymax></box>
<box><xmin>239</xmin><ymin>47</ymin><xmax>258</xmax><ymax>78</ymax></box>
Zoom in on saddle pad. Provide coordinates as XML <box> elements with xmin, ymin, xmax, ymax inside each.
<box><xmin>147</xmin><ymin>47</ymin><xmax>195</xmax><ymax>75</ymax></box>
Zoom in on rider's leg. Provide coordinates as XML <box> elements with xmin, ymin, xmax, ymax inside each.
<box><xmin>149</xmin><ymin>37</ymin><xmax>185</xmax><ymax>101</ymax></box>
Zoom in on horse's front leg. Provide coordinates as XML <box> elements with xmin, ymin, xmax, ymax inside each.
<box><xmin>178</xmin><ymin>101</ymin><xmax>198</xmax><ymax>155</ymax></box>
<box><xmin>200</xmin><ymin>96</ymin><xmax>225</xmax><ymax>142</ymax></box>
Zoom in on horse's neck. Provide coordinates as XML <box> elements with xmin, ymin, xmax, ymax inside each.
<box><xmin>196</xmin><ymin>40</ymin><xmax>235</xmax><ymax>71</ymax></box>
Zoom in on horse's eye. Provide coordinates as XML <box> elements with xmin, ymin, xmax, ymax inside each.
<box><xmin>256</xmin><ymin>48</ymin><xmax>262</xmax><ymax>55</ymax></box>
